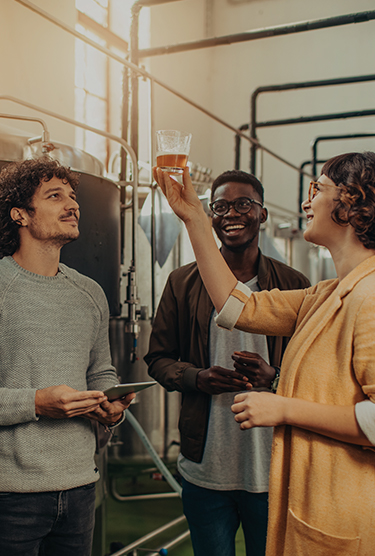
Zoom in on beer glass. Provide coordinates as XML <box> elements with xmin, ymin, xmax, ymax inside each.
<box><xmin>156</xmin><ymin>130</ymin><xmax>192</xmax><ymax>175</ymax></box>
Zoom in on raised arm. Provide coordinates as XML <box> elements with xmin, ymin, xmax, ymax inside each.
<box><xmin>155</xmin><ymin>167</ymin><xmax>237</xmax><ymax>312</ymax></box>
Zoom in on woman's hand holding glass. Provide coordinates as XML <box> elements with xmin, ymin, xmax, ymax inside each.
<box><xmin>153</xmin><ymin>166</ymin><xmax>204</xmax><ymax>224</ymax></box>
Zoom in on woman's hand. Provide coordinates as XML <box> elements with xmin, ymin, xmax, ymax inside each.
<box><xmin>153</xmin><ymin>166</ymin><xmax>204</xmax><ymax>224</ymax></box>
<box><xmin>231</xmin><ymin>391</ymin><xmax>286</xmax><ymax>429</ymax></box>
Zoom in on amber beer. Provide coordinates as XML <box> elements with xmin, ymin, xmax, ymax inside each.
<box><xmin>156</xmin><ymin>153</ymin><xmax>188</xmax><ymax>174</ymax></box>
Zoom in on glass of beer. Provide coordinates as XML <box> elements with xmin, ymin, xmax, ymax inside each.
<box><xmin>156</xmin><ymin>130</ymin><xmax>192</xmax><ymax>175</ymax></box>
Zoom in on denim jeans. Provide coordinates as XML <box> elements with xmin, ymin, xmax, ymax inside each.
<box><xmin>181</xmin><ymin>478</ymin><xmax>268</xmax><ymax>556</ymax></box>
<box><xmin>0</xmin><ymin>483</ymin><xmax>96</xmax><ymax>556</ymax></box>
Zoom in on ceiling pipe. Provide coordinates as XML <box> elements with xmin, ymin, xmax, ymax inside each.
<box><xmin>139</xmin><ymin>10</ymin><xmax>375</xmax><ymax>57</ymax></box>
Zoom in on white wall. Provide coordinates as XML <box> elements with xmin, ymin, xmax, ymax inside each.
<box><xmin>0</xmin><ymin>0</ymin><xmax>76</xmax><ymax>145</ymax></box>
<box><xmin>147</xmin><ymin>0</ymin><xmax>375</xmax><ymax>214</ymax></box>
<box><xmin>149</xmin><ymin>0</ymin><xmax>215</xmax><ymax>171</ymax></box>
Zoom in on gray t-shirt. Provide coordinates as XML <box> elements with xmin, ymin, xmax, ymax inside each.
<box><xmin>178</xmin><ymin>276</ymin><xmax>273</xmax><ymax>492</ymax></box>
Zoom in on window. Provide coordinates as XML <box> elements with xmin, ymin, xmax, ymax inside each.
<box><xmin>75</xmin><ymin>0</ymin><xmax>128</xmax><ymax>170</ymax></box>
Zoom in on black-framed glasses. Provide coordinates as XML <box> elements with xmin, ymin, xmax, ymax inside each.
<box><xmin>308</xmin><ymin>180</ymin><xmax>338</xmax><ymax>202</ymax></box>
<box><xmin>209</xmin><ymin>197</ymin><xmax>263</xmax><ymax>217</ymax></box>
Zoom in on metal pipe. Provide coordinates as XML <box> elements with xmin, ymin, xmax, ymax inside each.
<box><xmin>149</xmin><ymin>79</ymin><xmax>157</xmax><ymax>320</ymax></box>
<box><xmin>139</xmin><ymin>10</ymin><xmax>375</xmax><ymax>57</ymax></box>
<box><xmin>311</xmin><ymin>133</ymin><xmax>375</xmax><ymax>178</ymax></box>
<box><xmin>110</xmin><ymin>478</ymin><xmax>180</xmax><ymax>501</ymax></box>
<box><xmin>124</xmin><ymin>409</ymin><xmax>182</xmax><ymax>496</ymax></box>
<box><xmin>256</xmin><ymin>109</ymin><xmax>375</xmax><ymax>129</ymax></box>
<box><xmin>13</xmin><ymin>0</ymin><xmax>314</xmax><ymax>176</ymax></box>
<box><xmin>265</xmin><ymin>201</ymin><xmax>304</xmax><ymax>220</ymax></box>
<box><xmin>146</xmin><ymin>530</ymin><xmax>191</xmax><ymax>556</ymax></box>
<box><xmin>13</xmin><ymin>0</ymin><xmax>248</xmax><ymax>140</ymax></box>
<box><xmin>110</xmin><ymin>515</ymin><xmax>187</xmax><ymax>556</ymax></box>
<box><xmin>299</xmin><ymin>160</ymin><xmax>312</xmax><ymax>230</ymax></box>
<box><xmin>132</xmin><ymin>0</ymin><xmax>181</xmax><ymax>6</ymax></box>
<box><xmin>253</xmin><ymin>74</ymin><xmax>375</xmax><ymax>97</ymax></box>
<box><xmin>250</xmin><ymin>73</ymin><xmax>375</xmax><ymax>174</ymax></box>
<box><xmin>130</xmin><ymin>4</ymin><xmax>140</xmax><ymax>160</ymax></box>
<box><xmin>0</xmin><ymin>112</ymin><xmax>48</xmax><ymax>136</ymax></box>
<box><xmin>234</xmin><ymin>124</ymin><xmax>249</xmax><ymax>170</ymax></box>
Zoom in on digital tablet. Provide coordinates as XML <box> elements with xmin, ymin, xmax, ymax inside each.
<box><xmin>104</xmin><ymin>381</ymin><xmax>157</xmax><ymax>401</ymax></box>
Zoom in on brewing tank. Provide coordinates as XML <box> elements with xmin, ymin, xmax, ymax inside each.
<box><xmin>60</xmin><ymin>171</ymin><xmax>121</xmax><ymax>317</ymax></box>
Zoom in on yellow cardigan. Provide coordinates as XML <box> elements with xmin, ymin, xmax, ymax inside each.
<box><xmin>232</xmin><ymin>255</ymin><xmax>375</xmax><ymax>556</ymax></box>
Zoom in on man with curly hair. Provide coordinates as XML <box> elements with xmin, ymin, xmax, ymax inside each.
<box><xmin>0</xmin><ymin>158</ymin><xmax>134</xmax><ymax>556</ymax></box>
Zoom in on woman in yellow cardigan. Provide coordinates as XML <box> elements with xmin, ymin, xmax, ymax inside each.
<box><xmin>155</xmin><ymin>152</ymin><xmax>375</xmax><ymax>556</ymax></box>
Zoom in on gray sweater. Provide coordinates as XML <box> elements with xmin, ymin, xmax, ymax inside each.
<box><xmin>0</xmin><ymin>256</ymin><xmax>118</xmax><ymax>492</ymax></box>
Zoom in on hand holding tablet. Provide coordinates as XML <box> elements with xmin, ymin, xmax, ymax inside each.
<box><xmin>104</xmin><ymin>381</ymin><xmax>157</xmax><ymax>401</ymax></box>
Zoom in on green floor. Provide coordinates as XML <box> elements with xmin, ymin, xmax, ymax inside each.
<box><xmin>103</xmin><ymin>461</ymin><xmax>246</xmax><ymax>555</ymax></box>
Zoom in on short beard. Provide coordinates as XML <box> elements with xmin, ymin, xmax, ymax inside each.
<box><xmin>49</xmin><ymin>233</ymin><xmax>80</xmax><ymax>249</ymax></box>
<box><xmin>221</xmin><ymin>234</ymin><xmax>257</xmax><ymax>253</ymax></box>
<box><xmin>28</xmin><ymin>225</ymin><xmax>80</xmax><ymax>248</ymax></box>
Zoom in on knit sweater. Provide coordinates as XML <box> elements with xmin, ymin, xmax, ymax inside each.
<box><xmin>0</xmin><ymin>256</ymin><xmax>118</xmax><ymax>492</ymax></box>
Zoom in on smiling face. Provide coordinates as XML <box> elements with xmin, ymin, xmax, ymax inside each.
<box><xmin>302</xmin><ymin>174</ymin><xmax>342</xmax><ymax>248</ymax></box>
<box><xmin>211</xmin><ymin>181</ymin><xmax>267</xmax><ymax>253</ymax></box>
<box><xmin>14</xmin><ymin>176</ymin><xmax>80</xmax><ymax>248</ymax></box>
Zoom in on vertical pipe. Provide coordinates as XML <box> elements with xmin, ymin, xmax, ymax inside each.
<box><xmin>299</xmin><ymin>161</ymin><xmax>311</xmax><ymax>229</ymax></box>
<box><xmin>312</xmin><ymin>142</ymin><xmax>318</xmax><ymax>179</ymax></box>
<box><xmin>234</xmin><ymin>134</ymin><xmax>241</xmax><ymax>170</ymax></box>
<box><xmin>234</xmin><ymin>124</ymin><xmax>249</xmax><ymax>170</ymax></box>
<box><xmin>250</xmin><ymin>91</ymin><xmax>259</xmax><ymax>174</ymax></box>
<box><xmin>119</xmin><ymin>62</ymin><xmax>130</xmax><ymax>264</ymax></box>
<box><xmin>150</xmin><ymin>78</ymin><xmax>157</xmax><ymax>320</ymax></box>
<box><xmin>130</xmin><ymin>5</ymin><xmax>140</xmax><ymax>159</ymax></box>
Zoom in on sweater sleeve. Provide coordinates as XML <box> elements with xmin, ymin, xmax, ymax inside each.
<box><xmin>85</xmin><ymin>288</ymin><xmax>118</xmax><ymax>392</ymax></box>
<box><xmin>355</xmin><ymin>400</ymin><xmax>375</xmax><ymax>445</ymax></box>
<box><xmin>215</xmin><ymin>282</ymin><xmax>306</xmax><ymax>337</ymax></box>
<box><xmin>0</xmin><ymin>388</ymin><xmax>39</xmax><ymax>426</ymax></box>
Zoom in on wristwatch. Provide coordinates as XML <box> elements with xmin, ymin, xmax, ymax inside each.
<box><xmin>270</xmin><ymin>367</ymin><xmax>280</xmax><ymax>393</ymax></box>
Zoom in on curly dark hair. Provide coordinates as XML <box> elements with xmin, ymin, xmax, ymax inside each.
<box><xmin>321</xmin><ymin>152</ymin><xmax>375</xmax><ymax>250</ymax></box>
<box><xmin>0</xmin><ymin>157</ymin><xmax>79</xmax><ymax>258</ymax></box>
<box><xmin>211</xmin><ymin>170</ymin><xmax>264</xmax><ymax>203</ymax></box>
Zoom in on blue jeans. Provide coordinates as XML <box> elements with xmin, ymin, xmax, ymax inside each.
<box><xmin>181</xmin><ymin>478</ymin><xmax>268</xmax><ymax>556</ymax></box>
<box><xmin>0</xmin><ymin>483</ymin><xmax>96</xmax><ymax>556</ymax></box>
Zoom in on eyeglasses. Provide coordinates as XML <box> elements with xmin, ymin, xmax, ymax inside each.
<box><xmin>308</xmin><ymin>180</ymin><xmax>338</xmax><ymax>202</ymax></box>
<box><xmin>209</xmin><ymin>197</ymin><xmax>263</xmax><ymax>217</ymax></box>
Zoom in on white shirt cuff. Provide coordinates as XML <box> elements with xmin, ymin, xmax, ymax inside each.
<box><xmin>214</xmin><ymin>281</ymin><xmax>252</xmax><ymax>330</ymax></box>
<box><xmin>355</xmin><ymin>400</ymin><xmax>375</xmax><ymax>445</ymax></box>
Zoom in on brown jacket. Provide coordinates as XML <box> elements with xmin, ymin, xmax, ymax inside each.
<box><xmin>145</xmin><ymin>251</ymin><xmax>310</xmax><ymax>462</ymax></box>
<box><xmin>232</xmin><ymin>255</ymin><xmax>375</xmax><ymax>556</ymax></box>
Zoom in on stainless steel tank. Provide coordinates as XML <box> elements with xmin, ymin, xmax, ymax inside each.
<box><xmin>60</xmin><ymin>171</ymin><xmax>121</xmax><ymax>316</ymax></box>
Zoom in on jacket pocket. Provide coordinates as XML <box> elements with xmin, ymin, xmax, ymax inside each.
<box><xmin>284</xmin><ymin>508</ymin><xmax>360</xmax><ymax>556</ymax></box>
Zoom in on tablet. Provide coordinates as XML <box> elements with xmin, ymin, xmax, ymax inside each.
<box><xmin>104</xmin><ymin>381</ymin><xmax>157</xmax><ymax>401</ymax></box>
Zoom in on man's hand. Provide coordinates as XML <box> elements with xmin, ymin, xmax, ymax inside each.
<box><xmin>87</xmin><ymin>392</ymin><xmax>136</xmax><ymax>426</ymax></box>
<box><xmin>35</xmin><ymin>385</ymin><xmax>107</xmax><ymax>419</ymax></box>
<box><xmin>232</xmin><ymin>351</ymin><xmax>276</xmax><ymax>389</ymax></box>
<box><xmin>231</xmin><ymin>391</ymin><xmax>286</xmax><ymax>430</ymax></box>
<box><xmin>196</xmin><ymin>366</ymin><xmax>252</xmax><ymax>395</ymax></box>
